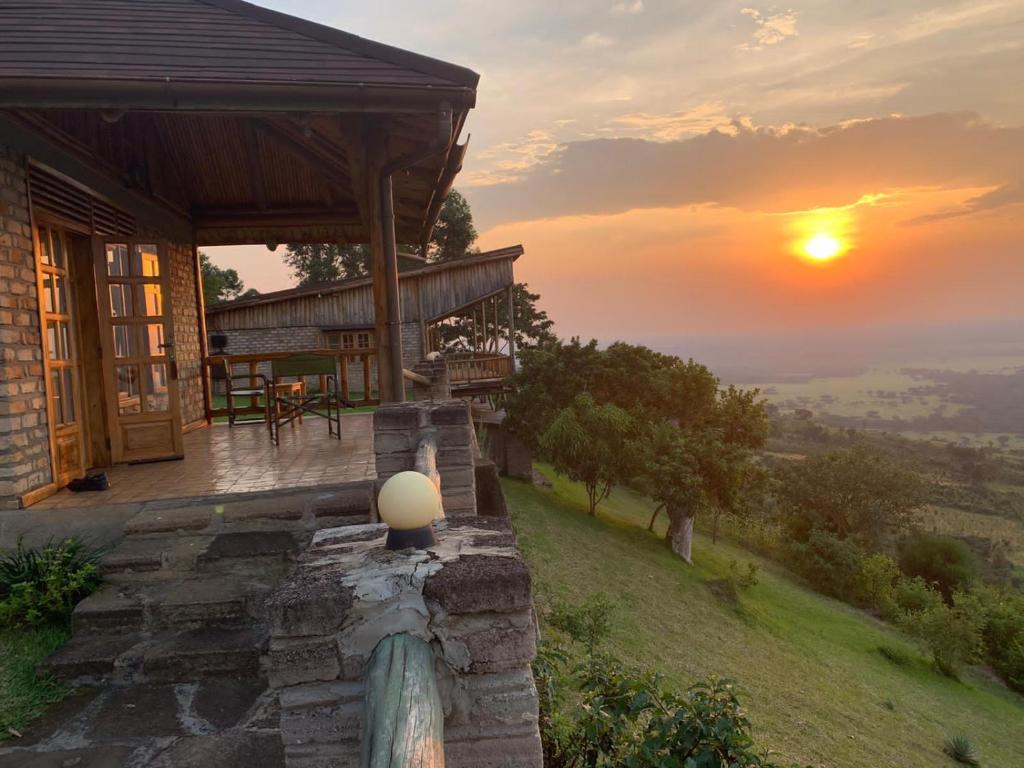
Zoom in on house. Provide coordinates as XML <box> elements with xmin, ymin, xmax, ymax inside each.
<box><xmin>0</xmin><ymin>0</ymin><xmax>478</xmax><ymax>509</ymax></box>
<box><xmin>204</xmin><ymin>244</ymin><xmax>523</xmax><ymax>400</ymax></box>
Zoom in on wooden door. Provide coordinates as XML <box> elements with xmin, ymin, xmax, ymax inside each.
<box><xmin>36</xmin><ymin>226</ymin><xmax>86</xmax><ymax>485</ymax></box>
<box><xmin>93</xmin><ymin>238</ymin><xmax>183</xmax><ymax>463</ymax></box>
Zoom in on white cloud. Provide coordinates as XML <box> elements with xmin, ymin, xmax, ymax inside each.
<box><xmin>579</xmin><ymin>31</ymin><xmax>616</xmax><ymax>49</ymax></box>
<box><xmin>738</xmin><ymin>7</ymin><xmax>799</xmax><ymax>51</ymax></box>
<box><xmin>611</xmin><ymin>103</ymin><xmax>737</xmax><ymax>141</ymax></box>
<box><xmin>610</xmin><ymin>0</ymin><xmax>644</xmax><ymax>15</ymax></box>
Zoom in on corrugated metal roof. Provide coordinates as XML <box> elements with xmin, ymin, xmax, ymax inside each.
<box><xmin>0</xmin><ymin>0</ymin><xmax>479</xmax><ymax>92</ymax></box>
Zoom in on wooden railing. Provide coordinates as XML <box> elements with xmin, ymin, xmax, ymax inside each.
<box><xmin>204</xmin><ymin>349</ymin><xmax>380</xmax><ymax>418</ymax></box>
<box><xmin>445</xmin><ymin>352</ymin><xmax>513</xmax><ymax>385</ymax></box>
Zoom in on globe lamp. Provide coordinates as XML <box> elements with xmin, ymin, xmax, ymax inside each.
<box><xmin>378</xmin><ymin>471</ymin><xmax>442</xmax><ymax>550</ymax></box>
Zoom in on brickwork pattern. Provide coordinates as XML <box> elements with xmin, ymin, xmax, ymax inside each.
<box><xmin>168</xmin><ymin>242</ymin><xmax>204</xmax><ymax>425</ymax></box>
<box><xmin>373</xmin><ymin>399</ymin><xmax>477</xmax><ymax>517</ymax></box>
<box><xmin>0</xmin><ymin>145</ymin><xmax>50</xmax><ymax>509</ymax></box>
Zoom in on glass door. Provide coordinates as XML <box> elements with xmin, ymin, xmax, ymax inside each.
<box><xmin>36</xmin><ymin>226</ymin><xmax>86</xmax><ymax>485</ymax></box>
<box><xmin>93</xmin><ymin>238</ymin><xmax>183</xmax><ymax>463</ymax></box>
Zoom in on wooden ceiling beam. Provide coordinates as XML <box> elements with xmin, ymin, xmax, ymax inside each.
<box><xmin>192</xmin><ymin>205</ymin><xmax>361</xmax><ymax>229</ymax></box>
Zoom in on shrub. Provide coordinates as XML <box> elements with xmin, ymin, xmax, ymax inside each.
<box><xmin>898</xmin><ymin>533</ymin><xmax>976</xmax><ymax>602</ymax></box>
<box><xmin>854</xmin><ymin>553</ymin><xmax>900</xmax><ymax>613</ymax></box>
<box><xmin>943</xmin><ymin>734</ymin><xmax>981</xmax><ymax>766</ymax></box>
<box><xmin>729</xmin><ymin>559</ymin><xmax>760</xmax><ymax>589</ymax></box>
<box><xmin>878</xmin><ymin>644</ymin><xmax>915</xmax><ymax>668</ymax></box>
<box><xmin>892</xmin><ymin>575</ymin><xmax>944</xmax><ymax>616</ymax></box>
<box><xmin>0</xmin><ymin>538</ymin><xmax>104</xmax><ymax>628</ymax></box>
<box><xmin>786</xmin><ymin>530</ymin><xmax>864</xmax><ymax>600</ymax></box>
<box><xmin>957</xmin><ymin>585</ymin><xmax>1024</xmax><ymax>693</ymax></box>
<box><xmin>548</xmin><ymin>592</ymin><xmax>613</xmax><ymax>656</ymax></box>
<box><xmin>901</xmin><ymin>592</ymin><xmax>984</xmax><ymax>678</ymax></box>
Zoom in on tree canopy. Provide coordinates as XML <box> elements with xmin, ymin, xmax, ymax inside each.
<box><xmin>199</xmin><ymin>252</ymin><xmax>246</xmax><ymax>305</ymax></box>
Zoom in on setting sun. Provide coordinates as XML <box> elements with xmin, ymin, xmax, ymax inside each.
<box><xmin>803</xmin><ymin>233</ymin><xmax>843</xmax><ymax>261</ymax></box>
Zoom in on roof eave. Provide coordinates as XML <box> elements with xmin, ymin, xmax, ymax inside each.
<box><xmin>0</xmin><ymin>78</ymin><xmax>476</xmax><ymax>112</ymax></box>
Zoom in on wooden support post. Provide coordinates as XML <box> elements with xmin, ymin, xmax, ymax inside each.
<box><xmin>192</xmin><ymin>241</ymin><xmax>212</xmax><ymax>424</ymax></box>
<box><xmin>365</xmin><ymin>124</ymin><xmax>403</xmax><ymax>402</ymax></box>
<box><xmin>361</xmin><ymin>633</ymin><xmax>445</xmax><ymax>768</ymax></box>
<box><xmin>507</xmin><ymin>285</ymin><xmax>516</xmax><ymax>370</ymax></box>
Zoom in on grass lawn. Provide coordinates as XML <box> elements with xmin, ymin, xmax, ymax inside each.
<box><xmin>0</xmin><ymin>625</ymin><xmax>69</xmax><ymax>740</ymax></box>
<box><xmin>507</xmin><ymin>467</ymin><xmax>1024</xmax><ymax>768</ymax></box>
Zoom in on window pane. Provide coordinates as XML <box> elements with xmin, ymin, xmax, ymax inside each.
<box><xmin>51</xmin><ymin>231</ymin><xmax>66</xmax><ymax>269</ymax></box>
<box><xmin>47</xmin><ymin>320</ymin><xmax>58</xmax><ymax>360</ymax></box>
<box><xmin>116</xmin><ymin>365</ymin><xmax>141</xmax><ymax>415</ymax></box>
<box><xmin>144</xmin><ymin>363</ymin><xmax>169</xmax><ymax>412</ymax></box>
<box><xmin>50</xmin><ymin>369</ymin><xmax>63</xmax><ymax>424</ymax></box>
<box><xmin>43</xmin><ymin>274</ymin><xmax>55</xmax><ymax>313</ymax></box>
<box><xmin>141</xmin><ymin>324</ymin><xmax>166</xmax><ymax>356</ymax></box>
<box><xmin>62</xmin><ymin>369</ymin><xmax>76</xmax><ymax>424</ymax></box>
<box><xmin>38</xmin><ymin>227</ymin><xmax>53</xmax><ymax>266</ymax></box>
<box><xmin>106</xmin><ymin>244</ymin><xmax>130</xmax><ymax>276</ymax></box>
<box><xmin>59</xmin><ymin>322</ymin><xmax>72</xmax><ymax>360</ymax></box>
<box><xmin>109</xmin><ymin>284</ymin><xmax>134</xmax><ymax>317</ymax></box>
<box><xmin>53</xmin><ymin>274</ymin><xmax>67</xmax><ymax>314</ymax></box>
<box><xmin>113</xmin><ymin>325</ymin><xmax>135</xmax><ymax>358</ymax></box>
<box><xmin>133</xmin><ymin>244</ymin><xmax>160</xmax><ymax>277</ymax></box>
<box><xmin>140</xmin><ymin>284</ymin><xmax>162</xmax><ymax>316</ymax></box>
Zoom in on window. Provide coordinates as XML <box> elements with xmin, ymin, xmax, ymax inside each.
<box><xmin>323</xmin><ymin>330</ymin><xmax>374</xmax><ymax>351</ymax></box>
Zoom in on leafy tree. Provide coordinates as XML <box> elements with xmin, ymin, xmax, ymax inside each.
<box><xmin>426</xmin><ymin>189</ymin><xmax>477</xmax><ymax>263</ymax></box>
<box><xmin>282</xmin><ymin>243</ymin><xmax>370</xmax><ymax>286</ymax></box>
<box><xmin>436</xmin><ymin>282</ymin><xmax>556</xmax><ymax>354</ymax></box>
<box><xmin>540</xmin><ymin>393</ymin><xmax>637</xmax><ymax>515</ymax></box>
<box><xmin>199</xmin><ymin>252</ymin><xmax>245</xmax><ymax>305</ymax></box>
<box><xmin>773</xmin><ymin>449</ymin><xmax>926</xmax><ymax>549</ymax></box>
<box><xmin>901</xmin><ymin>590</ymin><xmax>985</xmax><ymax>678</ymax></box>
<box><xmin>898</xmin><ymin>533</ymin><xmax>976</xmax><ymax>602</ymax></box>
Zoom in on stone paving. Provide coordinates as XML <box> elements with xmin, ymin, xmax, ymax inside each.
<box><xmin>33</xmin><ymin>415</ymin><xmax>374</xmax><ymax>511</ymax></box>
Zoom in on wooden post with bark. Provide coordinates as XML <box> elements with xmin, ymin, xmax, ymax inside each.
<box><xmin>361</xmin><ymin>633</ymin><xmax>445</xmax><ymax>768</ymax></box>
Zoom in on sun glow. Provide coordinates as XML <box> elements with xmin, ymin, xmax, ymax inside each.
<box><xmin>802</xmin><ymin>233</ymin><xmax>843</xmax><ymax>261</ymax></box>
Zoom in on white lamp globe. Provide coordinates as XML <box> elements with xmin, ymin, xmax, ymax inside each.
<box><xmin>378</xmin><ymin>471</ymin><xmax>442</xmax><ymax>531</ymax></box>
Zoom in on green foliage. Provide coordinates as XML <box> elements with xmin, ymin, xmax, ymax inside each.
<box><xmin>729</xmin><ymin>559</ymin><xmax>761</xmax><ymax>589</ymax></box>
<box><xmin>892</xmin><ymin>575</ymin><xmax>945</xmax><ymax>616</ymax></box>
<box><xmin>854</xmin><ymin>552</ymin><xmax>901</xmax><ymax>613</ymax></box>
<box><xmin>943</xmin><ymin>735</ymin><xmax>981</xmax><ymax>766</ymax></box>
<box><xmin>785</xmin><ymin>531</ymin><xmax>864</xmax><ymax>600</ymax></box>
<box><xmin>898</xmin><ymin>533</ymin><xmax>977</xmax><ymax>602</ymax></box>
<box><xmin>0</xmin><ymin>538</ymin><xmax>104</xmax><ymax>628</ymax></box>
<box><xmin>541</xmin><ymin>394</ymin><xmax>637</xmax><ymax>515</ymax></box>
<box><xmin>199</xmin><ymin>252</ymin><xmax>246</xmax><ymax>305</ymax></box>
<box><xmin>534</xmin><ymin>595</ymin><xmax>785</xmax><ymax>768</ymax></box>
<box><xmin>877</xmin><ymin>644</ymin><xmax>915</xmax><ymax>668</ymax></box>
<box><xmin>900</xmin><ymin>592</ymin><xmax>985</xmax><ymax>678</ymax></box>
<box><xmin>0</xmin><ymin>625</ymin><xmax>69</xmax><ymax>740</ymax></box>
<box><xmin>282</xmin><ymin>242</ymin><xmax>370</xmax><ymax>285</ymax></box>
<box><xmin>427</xmin><ymin>189</ymin><xmax>477</xmax><ymax>263</ymax></box>
<box><xmin>955</xmin><ymin>585</ymin><xmax>1024</xmax><ymax>693</ymax></box>
<box><xmin>774</xmin><ymin>449</ymin><xmax>926</xmax><ymax>548</ymax></box>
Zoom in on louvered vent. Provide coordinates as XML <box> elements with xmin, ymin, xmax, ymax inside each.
<box><xmin>28</xmin><ymin>165</ymin><xmax>136</xmax><ymax>236</ymax></box>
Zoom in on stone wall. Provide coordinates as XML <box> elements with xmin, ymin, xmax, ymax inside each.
<box><xmin>0</xmin><ymin>145</ymin><xmax>50</xmax><ymax>509</ymax></box>
<box><xmin>373</xmin><ymin>399</ymin><xmax>477</xmax><ymax>518</ymax></box>
<box><xmin>266</xmin><ymin>518</ymin><xmax>543</xmax><ymax>768</ymax></box>
<box><xmin>168</xmin><ymin>242</ymin><xmax>204</xmax><ymax>426</ymax></box>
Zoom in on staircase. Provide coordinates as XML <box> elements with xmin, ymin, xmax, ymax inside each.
<box><xmin>0</xmin><ymin>483</ymin><xmax>375</xmax><ymax>768</ymax></box>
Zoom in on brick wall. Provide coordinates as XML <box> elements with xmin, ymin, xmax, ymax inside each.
<box><xmin>168</xmin><ymin>242</ymin><xmax>204</xmax><ymax>425</ymax></box>
<box><xmin>0</xmin><ymin>146</ymin><xmax>50</xmax><ymax>509</ymax></box>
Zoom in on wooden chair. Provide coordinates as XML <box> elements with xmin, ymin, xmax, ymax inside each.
<box><xmin>268</xmin><ymin>354</ymin><xmax>354</xmax><ymax>445</ymax></box>
<box><xmin>211</xmin><ymin>358</ymin><xmax>271</xmax><ymax>428</ymax></box>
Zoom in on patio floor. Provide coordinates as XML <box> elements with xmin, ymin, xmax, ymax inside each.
<box><xmin>32</xmin><ymin>414</ymin><xmax>375</xmax><ymax>510</ymax></box>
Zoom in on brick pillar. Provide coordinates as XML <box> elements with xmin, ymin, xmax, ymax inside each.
<box><xmin>374</xmin><ymin>399</ymin><xmax>476</xmax><ymax>517</ymax></box>
<box><xmin>0</xmin><ymin>146</ymin><xmax>50</xmax><ymax>509</ymax></box>
<box><xmin>411</xmin><ymin>354</ymin><xmax>451</xmax><ymax>401</ymax></box>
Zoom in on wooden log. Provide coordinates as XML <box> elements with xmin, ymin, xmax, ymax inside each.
<box><xmin>361</xmin><ymin>633</ymin><xmax>445</xmax><ymax>768</ymax></box>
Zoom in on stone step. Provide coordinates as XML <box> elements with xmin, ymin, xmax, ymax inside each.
<box><xmin>73</xmin><ymin>574</ymin><xmax>277</xmax><ymax>634</ymax></box>
<box><xmin>42</xmin><ymin>626</ymin><xmax>268</xmax><ymax>685</ymax></box>
<box><xmin>142</xmin><ymin>627</ymin><xmax>267</xmax><ymax>683</ymax></box>
<box><xmin>122</xmin><ymin>482</ymin><xmax>375</xmax><ymax>536</ymax></box>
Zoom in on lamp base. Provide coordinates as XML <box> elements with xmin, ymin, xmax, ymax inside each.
<box><xmin>385</xmin><ymin>524</ymin><xmax>436</xmax><ymax>551</ymax></box>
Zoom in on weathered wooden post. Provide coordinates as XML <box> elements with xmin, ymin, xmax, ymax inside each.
<box><xmin>361</xmin><ymin>633</ymin><xmax>445</xmax><ymax>768</ymax></box>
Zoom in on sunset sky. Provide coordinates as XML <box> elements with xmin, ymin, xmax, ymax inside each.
<box><xmin>208</xmin><ymin>0</ymin><xmax>1024</xmax><ymax>342</ymax></box>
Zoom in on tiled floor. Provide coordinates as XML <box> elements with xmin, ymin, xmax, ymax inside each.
<box><xmin>32</xmin><ymin>414</ymin><xmax>375</xmax><ymax>510</ymax></box>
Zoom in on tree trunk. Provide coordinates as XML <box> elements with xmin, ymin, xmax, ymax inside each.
<box><xmin>712</xmin><ymin>509</ymin><xmax>720</xmax><ymax>544</ymax></box>
<box><xmin>666</xmin><ymin>503</ymin><xmax>695</xmax><ymax>564</ymax></box>
<box><xmin>647</xmin><ymin>504</ymin><xmax>664</xmax><ymax>532</ymax></box>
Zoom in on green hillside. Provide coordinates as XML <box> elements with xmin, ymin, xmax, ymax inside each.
<box><xmin>506</xmin><ymin>469</ymin><xmax>1024</xmax><ymax>768</ymax></box>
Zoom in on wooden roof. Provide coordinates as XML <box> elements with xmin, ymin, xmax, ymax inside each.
<box><xmin>206</xmin><ymin>245</ymin><xmax>524</xmax><ymax>316</ymax></box>
<box><xmin>0</xmin><ymin>0</ymin><xmax>478</xmax><ymax>246</ymax></box>
<box><xmin>0</xmin><ymin>0</ymin><xmax>478</xmax><ymax>101</ymax></box>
